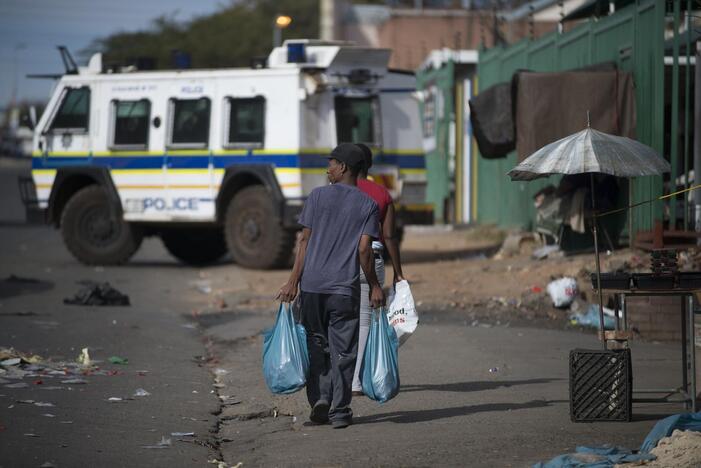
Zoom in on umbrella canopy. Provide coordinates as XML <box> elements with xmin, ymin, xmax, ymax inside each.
<box><xmin>507</xmin><ymin>127</ymin><xmax>670</xmax><ymax>181</ymax></box>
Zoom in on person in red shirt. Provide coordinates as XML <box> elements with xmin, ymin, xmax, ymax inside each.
<box><xmin>352</xmin><ymin>143</ymin><xmax>406</xmax><ymax>395</ymax></box>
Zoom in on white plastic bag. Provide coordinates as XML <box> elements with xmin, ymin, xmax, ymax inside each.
<box><xmin>546</xmin><ymin>277</ymin><xmax>578</xmax><ymax>308</ymax></box>
<box><xmin>386</xmin><ymin>280</ymin><xmax>418</xmax><ymax>345</ymax></box>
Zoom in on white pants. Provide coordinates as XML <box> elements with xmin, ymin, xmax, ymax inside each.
<box><xmin>352</xmin><ymin>254</ymin><xmax>385</xmax><ymax>392</ymax></box>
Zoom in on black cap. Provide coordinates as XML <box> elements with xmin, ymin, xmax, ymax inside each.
<box><xmin>355</xmin><ymin>143</ymin><xmax>373</xmax><ymax>170</ymax></box>
<box><xmin>329</xmin><ymin>143</ymin><xmax>365</xmax><ymax>170</ymax></box>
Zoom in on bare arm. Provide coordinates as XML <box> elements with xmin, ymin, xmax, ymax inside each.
<box><xmin>382</xmin><ymin>203</ymin><xmax>405</xmax><ymax>283</ymax></box>
<box><xmin>359</xmin><ymin>234</ymin><xmax>385</xmax><ymax>308</ymax></box>
<box><xmin>276</xmin><ymin>228</ymin><xmax>310</xmax><ymax>303</ymax></box>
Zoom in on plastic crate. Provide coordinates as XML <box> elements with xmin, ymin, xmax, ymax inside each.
<box><xmin>569</xmin><ymin>348</ymin><xmax>632</xmax><ymax>422</ymax></box>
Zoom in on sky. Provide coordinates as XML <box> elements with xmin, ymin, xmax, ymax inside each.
<box><xmin>0</xmin><ymin>0</ymin><xmax>230</xmax><ymax>108</ymax></box>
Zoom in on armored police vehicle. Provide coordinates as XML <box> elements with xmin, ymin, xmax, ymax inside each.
<box><xmin>23</xmin><ymin>40</ymin><xmax>430</xmax><ymax>269</ymax></box>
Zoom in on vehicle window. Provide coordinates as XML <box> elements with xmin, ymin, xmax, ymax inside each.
<box><xmin>169</xmin><ymin>98</ymin><xmax>210</xmax><ymax>147</ymax></box>
<box><xmin>227</xmin><ymin>97</ymin><xmax>265</xmax><ymax>147</ymax></box>
<box><xmin>50</xmin><ymin>87</ymin><xmax>90</xmax><ymax>131</ymax></box>
<box><xmin>112</xmin><ymin>99</ymin><xmax>150</xmax><ymax>148</ymax></box>
<box><xmin>335</xmin><ymin>96</ymin><xmax>379</xmax><ymax>145</ymax></box>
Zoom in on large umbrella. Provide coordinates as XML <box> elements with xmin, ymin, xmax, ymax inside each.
<box><xmin>508</xmin><ymin>125</ymin><xmax>670</xmax><ymax>349</ymax></box>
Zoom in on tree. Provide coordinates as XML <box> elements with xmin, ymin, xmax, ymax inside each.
<box><xmin>84</xmin><ymin>0</ymin><xmax>319</xmax><ymax>70</ymax></box>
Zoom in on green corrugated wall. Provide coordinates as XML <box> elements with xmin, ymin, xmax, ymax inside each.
<box><xmin>417</xmin><ymin>60</ymin><xmax>454</xmax><ymax>223</ymax></box>
<box><xmin>476</xmin><ymin>0</ymin><xmax>665</xmax><ymax>234</ymax></box>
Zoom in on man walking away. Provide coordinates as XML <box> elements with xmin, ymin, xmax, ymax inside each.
<box><xmin>278</xmin><ymin>143</ymin><xmax>384</xmax><ymax>429</ymax></box>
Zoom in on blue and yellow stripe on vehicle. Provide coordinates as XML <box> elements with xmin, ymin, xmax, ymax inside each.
<box><xmin>31</xmin><ymin>148</ymin><xmax>426</xmax><ymax>174</ymax></box>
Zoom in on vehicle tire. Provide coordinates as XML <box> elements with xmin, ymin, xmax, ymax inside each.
<box><xmin>224</xmin><ymin>185</ymin><xmax>296</xmax><ymax>269</ymax></box>
<box><xmin>161</xmin><ymin>227</ymin><xmax>228</xmax><ymax>266</ymax></box>
<box><xmin>60</xmin><ymin>185</ymin><xmax>143</xmax><ymax>265</ymax></box>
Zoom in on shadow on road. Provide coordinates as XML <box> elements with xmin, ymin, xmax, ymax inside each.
<box><xmin>354</xmin><ymin>400</ymin><xmax>558</xmax><ymax>424</ymax></box>
<box><xmin>401</xmin><ymin>245</ymin><xmax>499</xmax><ymax>265</ymax></box>
<box><xmin>400</xmin><ymin>378</ymin><xmax>562</xmax><ymax>393</ymax></box>
<box><xmin>0</xmin><ymin>275</ymin><xmax>54</xmax><ymax>299</ymax></box>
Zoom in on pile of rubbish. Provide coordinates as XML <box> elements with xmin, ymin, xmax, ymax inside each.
<box><xmin>534</xmin><ymin>411</ymin><xmax>701</xmax><ymax>467</ymax></box>
<box><xmin>63</xmin><ymin>281</ymin><xmax>130</xmax><ymax>306</ymax></box>
<box><xmin>0</xmin><ymin>347</ymin><xmax>127</xmax><ymax>385</ymax></box>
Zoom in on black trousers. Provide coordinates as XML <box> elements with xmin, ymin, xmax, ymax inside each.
<box><xmin>299</xmin><ymin>291</ymin><xmax>359</xmax><ymax>423</ymax></box>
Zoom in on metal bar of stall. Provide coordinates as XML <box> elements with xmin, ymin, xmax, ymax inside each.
<box><xmin>688</xmin><ymin>295</ymin><xmax>697</xmax><ymax>411</ymax></box>
<box><xmin>684</xmin><ymin>0</ymin><xmax>692</xmax><ymax>231</ymax></box>
<box><xmin>671</xmin><ymin>1</ymin><xmax>680</xmax><ymax>227</ymax></box>
<box><xmin>695</xmin><ymin>40</ymin><xmax>701</xmax><ymax>236</ymax></box>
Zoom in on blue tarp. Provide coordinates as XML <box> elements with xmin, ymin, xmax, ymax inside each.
<box><xmin>533</xmin><ymin>411</ymin><xmax>701</xmax><ymax>467</ymax></box>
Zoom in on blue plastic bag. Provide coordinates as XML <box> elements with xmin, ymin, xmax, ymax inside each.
<box><xmin>262</xmin><ymin>303</ymin><xmax>309</xmax><ymax>394</ymax></box>
<box><xmin>362</xmin><ymin>307</ymin><xmax>400</xmax><ymax>403</ymax></box>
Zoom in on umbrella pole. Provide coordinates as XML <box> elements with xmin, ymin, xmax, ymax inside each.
<box><xmin>590</xmin><ymin>174</ymin><xmax>607</xmax><ymax>350</ymax></box>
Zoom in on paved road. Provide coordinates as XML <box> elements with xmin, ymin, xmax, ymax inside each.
<box><xmin>0</xmin><ymin>226</ymin><xmax>222</xmax><ymax>468</ymax></box>
<box><xmin>204</xmin><ymin>299</ymin><xmax>685</xmax><ymax>467</ymax></box>
<box><xmin>0</xmin><ymin>163</ymin><xmax>692</xmax><ymax>467</ymax></box>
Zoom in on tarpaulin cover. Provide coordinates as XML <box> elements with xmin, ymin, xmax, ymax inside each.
<box><xmin>533</xmin><ymin>411</ymin><xmax>701</xmax><ymax>467</ymax></box>
<box><xmin>262</xmin><ymin>303</ymin><xmax>309</xmax><ymax>394</ymax></box>
<box><xmin>515</xmin><ymin>70</ymin><xmax>636</xmax><ymax>162</ymax></box>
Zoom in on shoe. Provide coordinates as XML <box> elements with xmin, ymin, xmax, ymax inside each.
<box><xmin>309</xmin><ymin>400</ymin><xmax>329</xmax><ymax>424</ymax></box>
<box><xmin>331</xmin><ymin>419</ymin><xmax>351</xmax><ymax>429</ymax></box>
<box><xmin>351</xmin><ymin>390</ymin><xmax>364</xmax><ymax>397</ymax></box>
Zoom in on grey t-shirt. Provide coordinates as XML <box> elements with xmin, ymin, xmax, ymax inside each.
<box><xmin>299</xmin><ymin>183</ymin><xmax>379</xmax><ymax>297</ymax></box>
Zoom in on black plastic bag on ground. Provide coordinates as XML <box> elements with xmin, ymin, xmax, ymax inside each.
<box><xmin>64</xmin><ymin>281</ymin><xmax>130</xmax><ymax>306</ymax></box>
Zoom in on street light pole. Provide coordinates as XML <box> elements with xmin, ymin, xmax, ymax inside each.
<box><xmin>273</xmin><ymin>15</ymin><xmax>292</xmax><ymax>48</ymax></box>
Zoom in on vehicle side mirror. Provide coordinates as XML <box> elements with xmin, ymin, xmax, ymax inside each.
<box><xmin>29</xmin><ymin>106</ymin><xmax>37</xmax><ymax>130</ymax></box>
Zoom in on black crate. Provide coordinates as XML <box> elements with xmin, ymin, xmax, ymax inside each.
<box><xmin>590</xmin><ymin>272</ymin><xmax>631</xmax><ymax>290</ymax></box>
<box><xmin>569</xmin><ymin>348</ymin><xmax>632</xmax><ymax>422</ymax></box>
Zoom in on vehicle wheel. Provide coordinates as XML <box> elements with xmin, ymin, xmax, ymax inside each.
<box><xmin>60</xmin><ymin>185</ymin><xmax>143</xmax><ymax>265</ymax></box>
<box><xmin>224</xmin><ymin>185</ymin><xmax>296</xmax><ymax>269</ymax></box>
<box><xmin>161</xmin><ymin>227</ymin><xmax>227</xmax><ymax>265</ymax></box>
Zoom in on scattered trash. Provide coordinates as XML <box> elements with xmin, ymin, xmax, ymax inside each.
<box><xmin>77</xmin><ymin>348</ymin><xmax>91</xmax><ymax>366</ymax></box>
<box><xmin>133</xmin><ymin>388</ymin><xmax>150</xmax><ymax>397</ymax></box>
<box><xmin>61</xmin><ymin>379</ymin><xmax>87</xmax><ymax>385</ymax></box>
<box><xmin>142</xmin><ymin>436</ymin><xmax>171</xmax><ymax>449</ymax></box>
<box><xmin>64</xmin><ymin>281</ymin><xmax>130</xmax><ymax>306</ymax></box>
<box><xmin>546</xmin><ymin>277</ymin><xmax>578</xmax><ymax>308</ymax></box>
<box><xmin>5</xmin><ymin>383</ymin><xmax>28</xmax><ymax>389</ymax></box>
<box><xmin>171</xmin><ymin>432</ymin><xmax>195</xmax><ymax>437</ymax></box>
<box><xmin>108</xmin><ymin>356</ymin><xmax>128</xmax><ymax>365</ymax></box>
<box><xmin>33</xmin><ymin>379</ymin><xmax>43</xmax><ymax>385</ymax></box>
<box><xmin>532</xmin><ymin>244</ymin><xmax>560</xmax><ymax>260</ymax></box>
<box><xmin>41</xmin><ymin>413</ymin><xmax>55</xmax><ymax>418</ymax></box>
<box><xmin>489</xmin><ymin>367</ymin><xmax>499</xmax><ymax>373</ymax></box>
<box><xmin>107</xmin><ymin>397</ymin><xmax>124</xmax><ymax>402</ymax></box>
<box><xmin>17</xmin><ymin>400</ymin><xmax>35</xmax><ymax>404</ymax></box>
<box><xmin>1</xmin><ymin>358</ymin><xmax>21</xmax><ymax>367</ymax></box>
<box><xmin>24</xmin><ymin>433</ymin><xmax>39</xmax><ymax>437</ymax></box>
<box><xmin>570</xmin><ymin>304</ymin><xmax>617</xmax><ymax>330</ymax></box>
<box><xmin>213</xmin><ymin>368</ymin><xmax>229</xmax><ymax>376</ymax></box>
<box><xmin>40</xmin><ymin>462</ymin><xmax>57</xmax><ymax>468</ymax></box>
<box><xmin>34</xmin><ymin>402</ymin><xmax>54</xmax><ymax>407</ymax></box>
<box><xmin>535</xmin><ymin>411</ymin><xmax>701</xmax><ymax>467</ymax></box>
<box><xmin>193</xmin><ymin>280</ymin><xmax>213</xmax><ymax>295</ymax></box>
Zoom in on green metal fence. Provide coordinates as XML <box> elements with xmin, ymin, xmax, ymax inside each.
<box><xmin>476</xmin><ymin>0</ymin><xmax>665</xmax><ymax>235</ymax></box>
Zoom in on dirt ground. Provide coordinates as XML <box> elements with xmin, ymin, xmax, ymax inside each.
<box><xmin>219</xmin><ymin>224</ymin><xmax>651</xmax><ymax>333</ymax></box>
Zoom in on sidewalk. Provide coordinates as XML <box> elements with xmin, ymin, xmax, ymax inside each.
<box><xmin>193</xmin><ymin>227</ymin><xmax>691</xmax><ymax>466</ymax></box>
